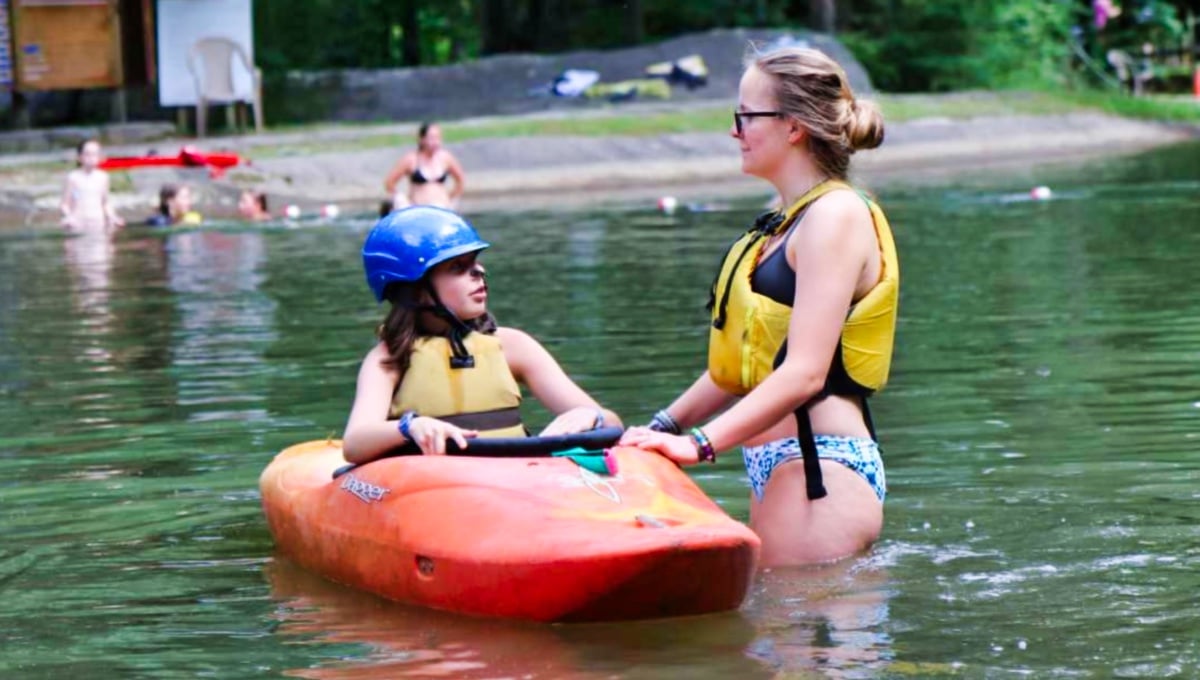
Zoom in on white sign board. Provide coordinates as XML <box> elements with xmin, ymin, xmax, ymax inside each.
<box><xmin>156</xmin><ymin>0</ymin><xmax>254</xmax><ymax>107</ymax></box>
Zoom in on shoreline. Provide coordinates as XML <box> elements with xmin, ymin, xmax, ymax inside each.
<box><xmin>1</xmin><ymin>110</ymin><xmax>1197</xmax><ymax>225</ymax></box>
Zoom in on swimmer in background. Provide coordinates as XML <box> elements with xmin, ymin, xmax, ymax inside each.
<box><xmin>60</xmin><ymin>139</ymin><xmax>124</xmax><ymax>232</ymax></box>
<box><xmin>383</xmin><ymin>122</ymin><xmax>465</xmax><ymax>210</ymax></box>
<box><xmin>238</xmin><ymin>190</ymin><xmax>271</xmax><ymax>222</ymax></box>
<box><xmin>146</xmin><ymin>184</ymin><xmax>203</xmax><ymax>227</ymax></box>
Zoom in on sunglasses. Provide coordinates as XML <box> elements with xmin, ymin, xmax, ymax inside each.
<box><xmin>733</xmin><ymin>110</ymin><xmax>783</xmax><ymax>136</ymax></box>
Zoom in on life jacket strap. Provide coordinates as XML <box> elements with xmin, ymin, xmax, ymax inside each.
<box><xmin>448</xmin><ymin>326</ymin><xmax>475</xmax><ymax>369</ymax></box>
<box><xmin>793</xmin><ymin>404</ymin><xmax>828</xmax><ymax>501</ymax></box>
<box><xmin>436</xmin><ymin>406</ymin><xmax>524</xmax><ymax>432</ymax></box>
<box><xmin>711</xmin><ymin>211</ymin><xmax>782</xmax><ymax>329</ymax></box>
<box><xmin>794</xmin><ymin>394</ymin><xmax>879</xmax><ymax>501</ymax></box>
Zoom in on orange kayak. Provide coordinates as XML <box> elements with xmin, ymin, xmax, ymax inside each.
<box><xmin>259</xmin><ymin>440</ymin><xmax>760</xmax><ymax>622</ymax></box>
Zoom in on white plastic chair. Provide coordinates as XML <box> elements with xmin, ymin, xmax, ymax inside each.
<box><xmin>1106</xmin><ymin>49</ymin><xmax>1153</xmax><ymax>96</ymax></box>
<box><xmin>187</xmin><ymin>37</ymin><xmax>264</xmax><ymax>137</ymax></box>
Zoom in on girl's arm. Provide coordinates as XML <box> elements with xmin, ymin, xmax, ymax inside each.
<box><xmin>342</xmin><ymin>344</ymin><xmax>406</xmax><ymax>463</ymax></box>
<box><xmin>342</xmin><ymin>343</ymin><xmax>476</xmax><ymax>462</ymax></box>
<box><xmin>624</xmin><ymin>193</ymin><xmax>871</xmax><ymax>463</ymax></box>
<box><xmin>498</xmin><ymin>327</ymin><xmax>622</xmax><ymax>435</ymax></box>
<box><xmin>60</xmin><ymin>173</ymin><xmax>76</xmax><ymax>224</ymax></box>
<box><xmin>101</xmin><ymin>173</ymin><xmax>124</xmax><ymax>228</ymax></box>
<box><xmin>383</xmin><ymin>154</ymin><xmax>414</xmax><ymax>196</ymax></box>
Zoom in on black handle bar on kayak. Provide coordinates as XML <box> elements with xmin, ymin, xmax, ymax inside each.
<box><xmin>332</xmin><ymin>427</ymin><xmax>624</xmax><ymax>480</ymax></box>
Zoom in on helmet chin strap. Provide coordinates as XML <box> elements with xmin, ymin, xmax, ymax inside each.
<box><xmin>422</xmin><ymin>281</ymin><xmax>476</xmax><ymax>369</ymax></box>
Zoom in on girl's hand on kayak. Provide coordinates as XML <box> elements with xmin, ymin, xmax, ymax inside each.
<box><xmin>539</xmin><ymin>406</ymin><xmax>604</xmax><ymax>437</ymax></box>
<box><xmin>619</xmin><ymin>427</ymin><xmax>700</xmax><ymax>465</ymax></box>
<box><xmin>409</xmin><ymin>416</ymin><xmax>477</xmax><ymax>455</ymax></box>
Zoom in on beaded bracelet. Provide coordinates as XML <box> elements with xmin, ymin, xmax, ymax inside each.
<box><xmin>689</xmin><ymin>427</ymin><xmax>717</xmax><ymax>463</ymax></box>
<box><xmin>648</xmin><ymin>409</ymin><xmax>682</xmax><ymax>435</ymax></box>
<box><xmin>397</xmin><ymin>410</ymin><xmax>417</xmax><ymax>440</ymax></box>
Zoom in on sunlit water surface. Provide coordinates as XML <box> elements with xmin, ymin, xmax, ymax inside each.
<box><xmin>2</xmin><ymin>142</ymin><xmax>1199</xmax><ymax>678</ymax></box>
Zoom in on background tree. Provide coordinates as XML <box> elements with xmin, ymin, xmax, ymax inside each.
<box><xmin>251</xmin><ymin>0</ymin><xmax>1198</xmax><ymax>92</ymax></box>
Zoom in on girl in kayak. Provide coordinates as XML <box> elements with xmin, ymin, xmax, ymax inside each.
<box><xmin>382</xmin><ymin>122</ymin><xmax>465</xmax><ymax>210</ymax></box>
<box><xmin>60</xmin><ymin>139</ymin><xmax>124</xmax><ymax>232</ymax></box>
<box><xmin>621</xmin><ymin>46</ymin><xmax>897</xmax><ymax>566</ymax></box>
<box><xmin>342</xmin><ymin>206</ymin><xmax>620</xmax><ymax>462</ymax></box>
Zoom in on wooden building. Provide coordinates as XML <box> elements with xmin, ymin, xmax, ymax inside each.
<box><xmin>4</xmin><ymin>0</ymin><xmax>155</xmax><ymax>120</ymax></box>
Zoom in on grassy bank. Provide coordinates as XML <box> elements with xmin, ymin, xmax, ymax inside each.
<box><xmin>249</xmin><ymin>90</ymin><xmax>1200</xmax><ymax>159</ymax></box>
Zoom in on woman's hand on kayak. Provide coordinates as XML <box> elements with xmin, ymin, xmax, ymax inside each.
<box><xmin>408</xmin><ymin>417</ymin><xmax>477</xmax><ymax>455</ymax></box>
<box><xmin>619</xmin><ymin>427</ymin><xmax>700</xmax><ymax>465</ymax></box>
<box><xmin>538</xmin><ymin>406</ymin><xmax>604</xmax><ymax>437</ymax></box>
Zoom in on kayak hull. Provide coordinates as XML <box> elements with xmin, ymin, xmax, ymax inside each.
<box><xmin>259</xmin><ymin>440</ymin><xmax>760</xmax><ymax>622</ymax></box>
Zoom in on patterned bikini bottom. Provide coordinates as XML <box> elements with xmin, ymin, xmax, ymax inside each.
<box><xmin>742</xmin><ymin>435</ymin><xmax>886</xmax><ymax>503</ymax></box>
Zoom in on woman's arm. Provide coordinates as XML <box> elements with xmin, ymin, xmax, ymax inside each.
<box><xmin>383</xmin><ymin>153</ymin><xmax>414</xmax><ymax>196</ymax></box>
<box><xmin>499</xmin><ymin>327</ymin><xmax>622</xmax><ymax>435</ymax></box>
<box><xmin>444</xmin><ymin>152</ymin><xmax>466</xmax><ymax>203</ymax></box>
<box><xmin>624</xmin><ymin>193</ymin><xmax>871</xmax><ymax>463</ymax></box>
<box><xmin>657</xmin><ymin>371</ymin><xmax>737</xmax><ymax>430</ymax></box>
<box><xmin>699</xmin><ymin>195</ymin><xmax>869</xmax><ymax>451</ymax></box>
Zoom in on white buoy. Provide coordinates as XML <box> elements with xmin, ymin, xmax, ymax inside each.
<box><xmin>284</xmin><ymin>204</ymin><xmax>302</xmax><ymax>219</ymax></box>
<box><xmin>657</xmin><ymin>196</ymin><xmax>678</xmax><ymax>215</ymax></box>
<box><xmin>320</xmin><ymin>204</ymin><xmax>340</xmax><ymax>219</ymax></box>
<box><xmin>1030</xmin><ymin>186</ymin><xmax>1052</xmax><ymax>201</ymax></box>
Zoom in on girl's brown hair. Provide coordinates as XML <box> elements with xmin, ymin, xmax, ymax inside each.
<box><xmin>377</xmin><ymin>281</ymin><xmax>497</xmax><ymax>375</ymax></box>
<box><xmin>158</xmin><ymin>184</ymin><xmax>180</xmax><ymax>217</ymax></box>
<box><xmin>76</xmin><ymin>138</ymin><xmax>100</xmax><ymax>167</ymax></box>
<box><xmin>751</xmin><ymin>47</ymin><xmax>885</xmax><ymax>180</ymax></box>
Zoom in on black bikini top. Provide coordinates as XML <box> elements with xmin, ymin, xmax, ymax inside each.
<box><xmin>411</xmin><ymin>167</ymin><xmax>449</xmax><ymax>185</ymax></box>
<box><xmin>749</xmin><ymin>208</ymin><xmax>807</xmax><ymax>304</ymax></box>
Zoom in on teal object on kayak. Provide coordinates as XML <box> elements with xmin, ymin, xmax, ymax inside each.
<box><xmin>553</xmin><ymin>448</ymin><xmax>618</xmax><ymax>476</ymax></box>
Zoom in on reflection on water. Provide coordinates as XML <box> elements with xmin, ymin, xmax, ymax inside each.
<box><xmin>167</xmin><ymin>230</ymin><xmax>276</xmax><ymax>425</ymax></box>
<box><xmin>268</xmin><ymin>558</ymin><xmax>768</xmax><ymax>680</ymax></box>
<box><xmin>63</xmin><ymin>231</ymin><xmax>116</xmax><ymax>366</ymax></box>
<box><xmin>266</xmin><ymin>556</ymin><xmax>897</xmax><ymax>679</ymax></box>
<box><xmin>745</xmin><ymin>562</ymin><xmax>894</xmax><ymax>678</ymax></box>
<box><xmin>0</xmin><ymin>141</ymin><xmax>1199</xmax><ymax>677</ymax></box>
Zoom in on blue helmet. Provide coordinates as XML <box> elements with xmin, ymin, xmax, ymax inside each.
<box><xmin>362</xmin><ymin>206</ymin><xmax>490</xmax><ymax>302</ymax></box>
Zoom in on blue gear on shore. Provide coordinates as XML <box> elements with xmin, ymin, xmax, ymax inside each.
<box><xmin>362</xmin><ymin>206</ymin><xmax>490</xmax><ymax>301</ymax></box>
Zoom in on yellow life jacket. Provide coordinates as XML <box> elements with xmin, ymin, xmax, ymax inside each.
<box><xmin>390</xmin><ymin>332</ymin><xmax>526</xmax><ymax>438</ymax></box>
<box><xmin>707</xmin><ymin>180</ymin><xmax>899</xmax><ymax>398</ymax></box>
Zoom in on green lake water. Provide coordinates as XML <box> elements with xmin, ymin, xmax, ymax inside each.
<box><xmin>2</xmin><ymin>141</ymin><xmax>1199</xmax><ymax>678</ymax></box>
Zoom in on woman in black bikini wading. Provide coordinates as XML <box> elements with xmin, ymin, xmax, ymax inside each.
<box><xmin>383</xmin><ymin>122</ymin><xmax>466</xmax><ymax>211</ymax></box>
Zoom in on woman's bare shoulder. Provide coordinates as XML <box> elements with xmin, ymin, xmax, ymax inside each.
<box><xmin>808</xmin><ymin>188</ymin><xmax>872</xmax><ymax>223</ymax></box>
<box><xmin>789</xmin><ymin>189</ymin><xmax>876</xmax><ymax>261</ymax></box>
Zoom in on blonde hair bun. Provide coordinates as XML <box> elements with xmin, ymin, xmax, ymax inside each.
<box><xmin>847</xmin><ymin>99</ymin><xmax>885</xmax><ymax>151</ymax></box>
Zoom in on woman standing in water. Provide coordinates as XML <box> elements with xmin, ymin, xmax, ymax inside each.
<box><xmin>621</xmin><ymin>46</ymin><xmax>898</xmax><ymax>566</ymax></box>
<box><xmin>383</xmin><ymin>122</ymin><xmax>466</xmax><ymax>210</ymax></box>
